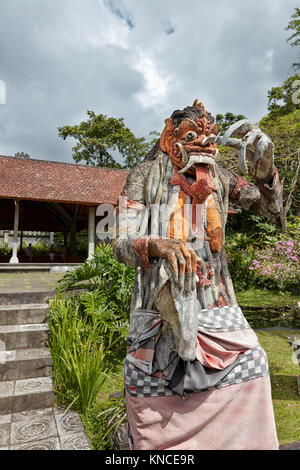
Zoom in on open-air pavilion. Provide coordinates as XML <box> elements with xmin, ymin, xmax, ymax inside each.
<box><xmin>0</xmin><ymin>155</ymin><xmax>129</xmax><ymax>264</ymax></box>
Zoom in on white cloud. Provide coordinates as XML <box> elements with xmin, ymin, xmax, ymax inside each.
<box><xmin>133</xmin><ymin>54</ymin><xmax>173</xmax><ymax>108</ymax></box>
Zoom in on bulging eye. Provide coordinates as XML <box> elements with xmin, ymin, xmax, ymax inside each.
<box><xmin>184</xmin><ymin>131</ymin><xmax>197</xmax><ymax>141</ymax></box>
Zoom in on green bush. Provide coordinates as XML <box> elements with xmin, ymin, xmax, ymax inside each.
<box><xmin>248</xmin><ymin>238</ymin><xmax>299</xmax><ymax>294</ymax></box>
<box><xmin>48</xmin><ymin>288</ymin><xmax>129</xmax><ymax>415</ymax></box>
<box><xmin>226</xmin><ymin>213</ymin><xmax>299</xmax><ymax>292</ymax></box>
<box><xmin>59</xmin><ymin>243</ymin><xmax>135</xmax><ymax>317</ymax></box>
<box><xmin>48</xmin><ymin>294</ymin><xmax>108</xmax><ymax>414</ymax></box>
<box><xmin>0</xmin><ymin>242</ymin><xmax>10</xmax><ymax>256</ymax></box>
<box><xmin>48</xmin><ymin>243</ymin><xmax>134</xmax><ymax>416</ymax></box>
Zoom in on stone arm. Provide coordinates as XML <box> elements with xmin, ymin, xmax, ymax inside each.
<box><xmin>214</xmin><ymin>119</ymin><xmax>284</xmax><ymax>226</ymax></box>
<box><xmin>112</xmin><ymin>160</ymin><xmax>152</xmax><ymax>268</ymax></box>
<box><xmin>218</xmin><ymin>164</ymin><xmax>284</xmax><ymax>224</ymax></box>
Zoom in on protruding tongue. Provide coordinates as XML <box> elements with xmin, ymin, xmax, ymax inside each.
<box><xmin>191</xmin><ymin>164</ymin><xmax>216</xmax><ymax>203</ymax></box>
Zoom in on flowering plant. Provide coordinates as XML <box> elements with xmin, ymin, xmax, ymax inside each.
<box><xmin>248</xmin><ymin>239</ymin><xmax>300</xmax><ymax>292</ymax></box>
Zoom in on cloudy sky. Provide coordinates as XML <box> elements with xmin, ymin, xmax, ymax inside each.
<box><xmin>0</xmin><ymin>0</ymin><xmax>298</xmax><ymax>164</ymax></box>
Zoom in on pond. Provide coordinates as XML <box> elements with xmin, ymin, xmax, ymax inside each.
<box><xmin>242</xmin><ymin>304</ymin><xmax>300</xmax><ymax>329</ymax></box>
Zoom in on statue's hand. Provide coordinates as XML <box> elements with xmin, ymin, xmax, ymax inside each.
<box><xmin>148</xmin><ymin>237</ymin><xmax>197</xmax><ymax>290</ymax></box>
<box><xmin>220</xmin><ymin>119</ymin><xmax>275</xmax><ymax>181</ymax></box>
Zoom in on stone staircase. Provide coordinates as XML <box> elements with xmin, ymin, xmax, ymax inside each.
<box><xmin>0</xmin><ymin>299</ymin><xmax>91</xmax><ymax>450</ymax></box>
<box><xmin>0</xmin><ymin>303</ymin><xmax>54</xmax><ymax>415</ymax></box>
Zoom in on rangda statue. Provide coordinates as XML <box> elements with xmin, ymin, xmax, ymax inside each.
<box><xmin>113</xmin><ymin>100</ymin><xmax>282</xmax><ymax>450</ymax></box>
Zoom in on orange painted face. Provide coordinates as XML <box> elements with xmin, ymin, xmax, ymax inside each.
<box><xmin>159</xmin><ymin>115</ymin><xmax>218</xmax><ymax>174</ymax></box>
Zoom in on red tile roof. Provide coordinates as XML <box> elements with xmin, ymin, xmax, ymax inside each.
<box><xmin>0</xmin><ymin>156</ymin><xmax>129</xmax><ymax>205</ymax></box>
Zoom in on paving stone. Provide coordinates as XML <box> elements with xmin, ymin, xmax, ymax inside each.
<box><xmin>0</xmin><ymin>381</ymin><xmax>14</xmax><ymax>397</ymax></box>
<box><xmin>0</xmin><ymin>377</ymin><xmax>55</xmax><ymax>414</ymax></box>
<box><xmin>10</xmin><ymin>415</ymin><xmax>57</xmax><ymax>445</ymax></box>
<box><xmin>14</xmin><ymin>377</ymin><xmax>53</xmax><ymax>396</ymax></box>
<box><xmin>60</xmin><ymin>432</ymin><xmax>91</xmax><ymax>450</ymax></box>
<box><xmin>11</xmin><ymin>437</ymin><xmax>60</xmax><ymax>450</ymax></box>
<box><xmin>12</xmin><ymin>408</ymin><xmax>54</xmax><ymax>423</ymax></box>
<box><xmin>0</xmin><ymin>414</ymin><xmax>11</xmax><ymax>424</ymax></box>
<box><xmin>0</xmin><ymin>423</ymin><xmax>10</xmax><ymax>447</ymax></box>
<box><xmin>54</xmin><ymin>410</ymin><xmax>85</xmax><ymax>436</ymax></box>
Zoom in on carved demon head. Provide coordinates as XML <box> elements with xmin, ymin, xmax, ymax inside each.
<box><xmin>160</xmin><ymin>99</ymin><xmax>218</xmax><ymax>178</ymax></box>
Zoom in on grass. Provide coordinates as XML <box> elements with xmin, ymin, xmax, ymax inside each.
<box><xmin>256</xmin><ymin>329</ymin><xmax>300</xmax><ymax>446</ymax></box>
<box><xmin>80</xmin><ymin>363</ymin><xmax>125</xmax><ymax>450</ymax></box>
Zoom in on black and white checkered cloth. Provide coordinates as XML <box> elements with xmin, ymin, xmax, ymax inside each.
<box><xmin>211</xmin><ymin>346</ymin><xmax>269</xmax><ymax>390</ymax></box>
<box><xmin>124</xmin><ymin>345</ymin><xmax>269</xmax><ymax>398</ymax></box>
<box><xmin>124</xmin><ymin>360</ymin><xmax>174</xmax><ymax>398</ymax></box>
<box><xmin>198</xmin><ymin>305</ymin><xmax>251</xmax><ymax>332</ymax></box>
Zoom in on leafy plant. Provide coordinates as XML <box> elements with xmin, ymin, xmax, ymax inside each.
<box><xmin>59</xmin><ymin>243</ymin><xmax>135</xmax><ymax>317</ymax></box>
<box><xmin>96</xmin><ymin>397</ymin><xmax>127</xmax><ymax>441</ymax></box>
<box><xmin>0</xmin><ymin>241</ymin><xmax>10</xmax><ymax>256</ymax></box>
<box><xmin>48</xmin><ymin>292</ymin><xmax>109</xmax><ymax>415</ymax></box>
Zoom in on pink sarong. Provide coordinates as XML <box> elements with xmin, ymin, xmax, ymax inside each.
<box><xmin>125</xmin><ymin>374</ymin><xmax>279</xmax><ymax>450</ymax></box>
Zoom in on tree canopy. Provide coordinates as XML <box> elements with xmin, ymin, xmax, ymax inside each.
<box><xmin>267</xmin><ymin>74</ymin><xmax>300</xmax><ymax>118</ymax></box>
<box><xmin>260</xmin><ymin>109</ymin><xmax>300</xmax><ymax>217</ymax></box>
<box><xmin>58</xmin><ymin>111</ymin><xmax>158</xmax><ymax>169</ymax></box>
<box><xmin>286</xmin><ymin>7</ymin><xmax>300</xmax><ymax>69</ymax></box>
<box><xmin>215</xmin><ymin>112</ymin><xmax>247</xmax><ymax>133</ymax></box>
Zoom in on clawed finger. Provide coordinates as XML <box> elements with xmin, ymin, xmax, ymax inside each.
<box><xmin>176</xmin><ymin>248</ymin><xmax>186</xmax><ymax>290</ymax></box>
<box><xmin>167</xmin><ymin>253</ymin><xmax>178</xmax><ymax>284</ymax></box>
<box><xmin>180</xmin><ymin>243</ymin><xmax>192</xmax><ymax>273</ymax></box>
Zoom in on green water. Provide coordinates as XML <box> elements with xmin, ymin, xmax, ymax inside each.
<box><xmin>236</xmin><ymin>289</ymin><xmax>300</xmax><ymax>329</ymax></box>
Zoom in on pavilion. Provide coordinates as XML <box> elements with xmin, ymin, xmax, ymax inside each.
<box><xmin>0</xmin><ymin>155</ymin><xmax>129</xmax><ymax>263</ymax></box>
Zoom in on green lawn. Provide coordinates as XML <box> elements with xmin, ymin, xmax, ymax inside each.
<box><xmin>256</xmin><ymin>329</ymin><xmax>300</xmax><ymax>446</ymax></box>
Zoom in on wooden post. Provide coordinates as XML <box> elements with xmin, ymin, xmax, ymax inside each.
<box><xmin>88</xmin><ymin>206</ymin><xmax>95</xmax><ymax>260</ymax></box>
<box><xmin>9</xmin><ymin>200</ymin><xmax>20</xmax><ymax>263</ymax></box>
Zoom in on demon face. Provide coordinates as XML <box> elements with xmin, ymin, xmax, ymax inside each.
<box><xmin>159</xmin><ymin>100</ymin><xmax>219</xmax><ymax>177</ymax></box>
<box><xmin>159</xmin><ymin>100</ymin><xmax>219</xmax><ymax>204</ymax></box>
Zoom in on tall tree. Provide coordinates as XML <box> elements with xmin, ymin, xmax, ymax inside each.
<box><xmin>215</xmin><ymin>112</ymin><xmax>247</xmax><ymax>134</ymax></box>
<box><xmin>260</xmin><ymin>110</ymin><xmax>300</xmax><ymax>217</ymax></box>
<box><xmin>58</xmin><ymin>111</ymin><xmax>159</xmax><ymax>169</ymax></box>
<box><xmin>267</xmin><ymin>74</ymin><xmax>300</xmax><ymax>118</ymax></box>
<box><xmin>286</xmin><ymin>7</ymin><xmax>300</xmax><ymax>69</ymax></box>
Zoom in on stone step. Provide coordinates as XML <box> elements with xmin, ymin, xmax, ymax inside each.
<box><xmin>0</xmin><ymin>291</ymin><xmax>56</xmax><ymax>306</ymax></box>
<box><xmin>0</xmin><ymin>324</ymin><xmax>50</xmax><ymax>350</ymax></box>
<box><xmin>0</xmin><ymin>348</ymin><xmax>52</xmax><ymax>382</ymax></box>
<box><xmin>0</xmin><ymin>377</ymin><xmax>55</xmax><ymax>415</ymax></box>
<box><xmin>0</xmin><ymin>288</ymin><xmax>85</xmax><ymax>305</ymax></box>
<box><xmin>0</xmin><ymin>304</ymin><xmax>49</xmax><ymax>326</ymax></box>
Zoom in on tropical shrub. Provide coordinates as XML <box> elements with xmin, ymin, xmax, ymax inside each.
<box><xmin>248</xmin><ymin>238</ymin><xmax>300</xmax><ymax>293</ymax></box>
<box><xmin>0</xmin><ymin>242</ymin><xmax>10</xmax><ymax>255</ymax></box>
<box><xmin>59</xmin><ymin>243</ymin><xmax>135</xmax><ymax>317</ymax></box>
<box><xmin>226</xmin><ymin>234</ymin><xmax>258</xmax><ymax>291</ymax></box>
<box><xmin>48</xmin><ymin>243</ymin><xmax>135</xmax><ymax>416</ymax></box>
<box><xmin>226</xmin><ymin>213</ymin><xmax>299</xmax><ymax>291</ymax></box>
